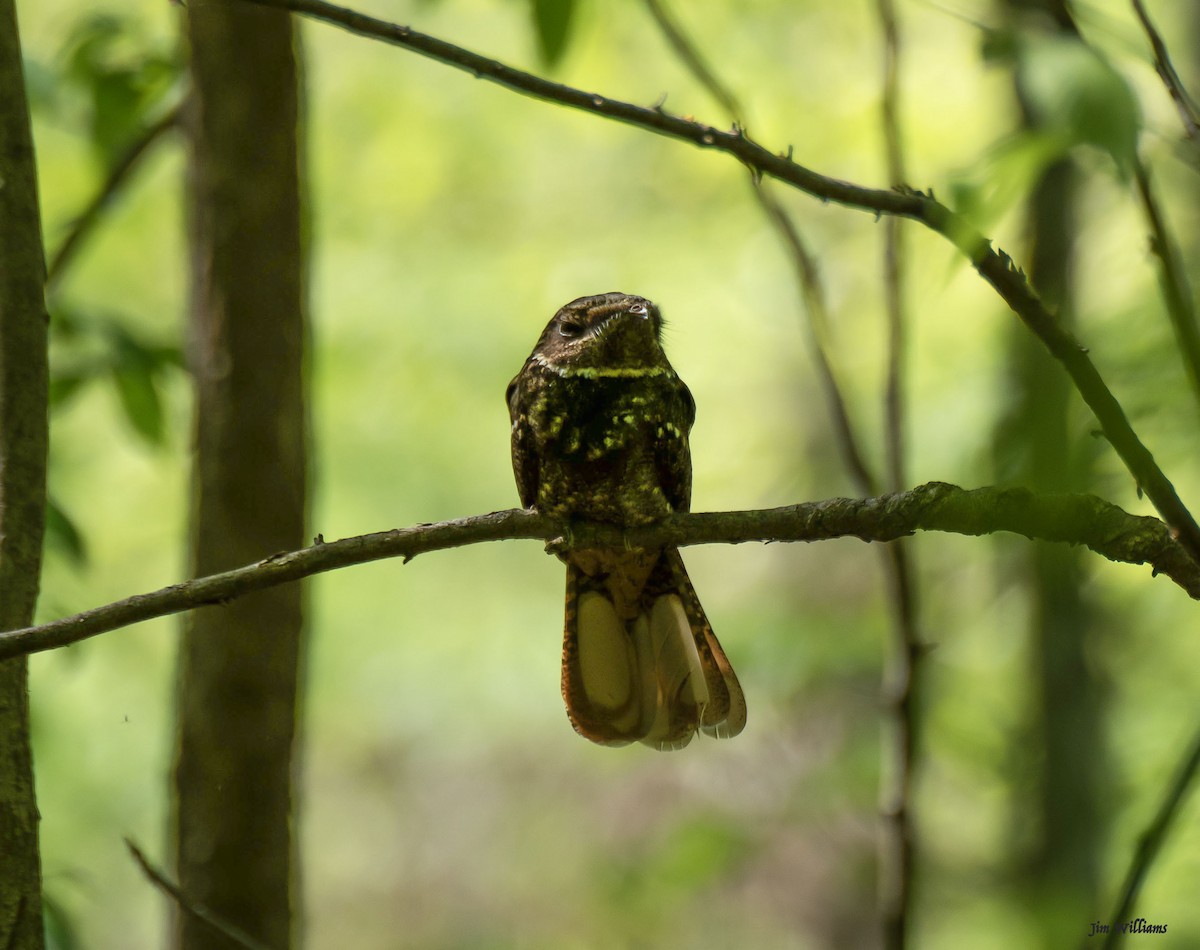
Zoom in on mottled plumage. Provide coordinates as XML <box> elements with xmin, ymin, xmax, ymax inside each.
<box><xmin>507</xmin><ymin>292</ymin><xmax>746</xmax><ymax>750</ymax></box>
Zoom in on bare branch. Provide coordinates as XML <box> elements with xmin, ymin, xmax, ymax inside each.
<box><xmin>638</xmin><ymin>0</ymin><xmax>881</xmax><ymax>497</ymax></box>
<box><xmin>1</xmin><ymin>508</ymin><xmax>541</xmax><ymax>660</ymax></box>
<box><xmin>638</xmin><ymin>0</ymin><xmax>881</xmax><ymax>498</ymax></box>
<box><xmin>1133</xmin><ymin>160</ymin><xmax>1200</xmax><ymax>419</ymax></box>
<box><xmin>637</xmin><ymin>14</ymin><xmax>922</xmax><ymax>938</ymax></box>
<box><xmin>235</xmin><ymin>0</ymin><xmax>928</xmax><ymax>215</ymax></box>
<box><xmin>126</xmin><ymin>840</ymin><xmax>276</xmax><ymax>950</ymax></box>
<box><xmin>752</xmin><ymin>179</ymin><xmax>880</xmax><ymax>495</ymax></box>
<box><xmin>236</xmin><ymin>0</ymin><xmax>1200</xmax><ymax>569</ymax></box>
<box><xmin>641</xmin><ymin>0</ymin><xmax>744</xmax><ymax>122</ymax></box>
<box><xmin>876</xmin><ymin>0</ymin><xmax>907</xmax><ymax>495</ymax></box>
<box><xmin>46</xmin><ymin>104</ymin><xmax>183</xmax><ymax>291</ymax></box>
<box><xmin>1130</xmin><ymin>0</ymin><xmax>1200</xmax><ymax>148</ymax></box>
<box><xmin>873</xmin><ymin>3</ymin><xmax>917</xmax><ymax>946</ymax></box>
<box><xmin>1101</xmin><ymin>722</ymin><xmax>1200</xmax><ymax>949</ymax></box>
<box><xmin>0</xmin><ymin>483</ymin><xmax>1194</xmax><ymax>661</ymax></box>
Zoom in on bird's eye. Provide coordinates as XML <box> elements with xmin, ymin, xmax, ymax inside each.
<box><xmin>628</xmin><ymin>302</ymin><xmax>648</xmax><ymax>315</ymax></box>
<box><xmin>559</xmin><ymin>319</ymin><xmax>585</xmax><ymax>339</ymax></box>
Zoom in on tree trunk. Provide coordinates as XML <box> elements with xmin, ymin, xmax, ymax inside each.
<box><xmin>173</xmin><ymin>2</ymin><xmax>308</xmax><ymax>948</ymax></box>
<box><xmin>995</xmin><ymin>4</ymin><xmax>1106</xmax><ymax>943</ymax></box>
<box><xmin>0</xmin><ymin>2</ymin><xmax>49</xmax><ymax>947</ymax></box>
<box><xmin>1016</xmin><ymin>156</ymin><xmax>1105</xmax><ymax>941</ymax></box>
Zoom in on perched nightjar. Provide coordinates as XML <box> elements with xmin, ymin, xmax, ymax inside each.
<box><xmin>506</xmin><ymin>292</ymin><xmax>746</xmax><ymax>750</ymax></box>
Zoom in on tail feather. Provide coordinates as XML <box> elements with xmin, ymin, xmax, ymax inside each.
<box><xmin>561</xmin><ymin>582</ymin><xmax>655</xmax><ymax>745</ymax></box>
<box><xmin>562</xmin><ymin>548</ymin><xmax>746</xmax><ymax>749</ymax></box>
<box><xmin>662</xmin><ymin>547</ymin><xmax>747</xmax><ymax>741</ymax></box>
<box><xmin>638</xmin><ymin>594</ymin><xmax>708</xmax><ymax>751</ymax></box>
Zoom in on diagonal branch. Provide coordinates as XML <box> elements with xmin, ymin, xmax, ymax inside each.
<box><xmin>638</xmin><ymin>0</ymin><xmax>880</xmax><ymax>497</ymax></box>
<box><xmin>1101</xmin><ymin>721</ymin><xmax>1200</xmax><ymax>949</ymax></box>
<box><xmin>642</xmin><ymin>0</ymin><xmax>744</xmax><ymax>122</ymax></box>
<box><xmin>126</xmin><ymin>840</ymin><xmax>276</xmax><ymax>950</ymax></box>
<box><xmin>635</xmin><ymin>15</ymin><xmax>922</xmax><ymax>939</ymax></box>
<box><xmin>638</xmin><ymin>0</ymin><xmax>880</xmax><ymax>495</ymax></box>
<box><xmin>46</xmin><ymin>104</ymin><xmax>183</xmax><ymax>291</ymax></box>
<box><xmin>0</xmin><ymin>483</ymin><xmax>1195</xmax><ymax>661</ymax></box>
<box><xmin>873</xmin><ymin>3</ymin><xmax>918</xmax><ymax>947</ymax></box>
<box><xmin>1133</xmin><ymin>159</ymin><xmax>1200</xmax><ymax>419</ymax></box>
<box><xmin>752</xmin><ymin>178</ymin><xmax>879</xmax><ymax>494</ymax></box>
<box><xmin>1130</xmin><ymin>0</ymin><xmax>1200</xmax><ymax>148</ymax></box>
<box><xmin>236</xmin><ymin>0</ymin><xmax>1200</xmax><ymax>568</ymax></box>
<box><xmin>876</xmin><ymin>0</ymin><xmax>908</xmax><ymax>496</ymax></box>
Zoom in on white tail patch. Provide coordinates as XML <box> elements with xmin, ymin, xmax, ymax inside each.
<box><xmin>574</xmin><ymin>591</ymin><xmax>657</xmax><ymax>739</ymax></box>
<box><xmin>576</xmin><ymin>592</ymin><xmax>635</xmax><ymax>713</ymax></box>
<box><xmin>639</xmin><ymin>594</ymin><xmax>711</xmax><ymax>751</ymax></box>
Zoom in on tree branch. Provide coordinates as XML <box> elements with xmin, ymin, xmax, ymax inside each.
<box><xmin>126</xmin><ymin>840</ymin><xmax>276</xmax><ymax>950</ymax></box>
<box><xmin>1130</xmin><ymin>0</ymin><xmax>1200</xmax><ymax>150</ymax></box>
<box><xmin>641</xmin><ymin>0</ymin><xmax>744</xmax><ymax>122</ymax></box>
<box><xmin>753</xmin><ymin>178</ymin><xmax>880</xmax><ymax>494</ymax></box>
<box><xmin>1101</xmin><ymin>721</ymin><xmax>1200</xmax><ymax>949</ymax></box>
<box><xmin>46</xmin><ymin>103</ymin><xmax>183</xmax><ymax>291</ymax></box>
<box><xmin>637</xmin><ymin>0</ymin><xmax>881</xmax><ymax>496</ymax></box>
<box><xmin>1133</xmin><ymin>159</ymin><xmax>1200</xmax><ymax>419</ymax></box>
<box><xmin>872</xmin><ymin>3</ymin><xmax>918</xmax><ymax>946</ymax></box>
<box><xmin>236</xmin><ymin>0</ymin><xmax>1200</xmax><ymax>568</ymax></box>
<box><xmin>0</xmin><ymin>483</ymin><xmax>1194</xmax><ymax>661</ymax></box>
<box><xmin>635</xmin><ymin>13</ymin><xmax>921</xmax><ymax>939</ymax></box>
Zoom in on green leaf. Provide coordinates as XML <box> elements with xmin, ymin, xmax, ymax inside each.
<box><xmin>59</xmin><ymin>13</ymin><xmax>182</xmax><ymax>164</ymax></box>
<box><xmin>49</xmin><ymin>304</ymin><xmax>182</xmax><ymax>442</ymax></box>
<box><xmin>45</xmin><ymin>495</ymin><xmax>88</xmax><ymax>566</ymax></box>
<box><xmin>530</xmin><ymin>0</ymin><xmax>578</xmax><ymax>68</ymax></box>
<box><xmin>112</xmin><ymin>363</ymin><xmax>165</xmax><ymax>445</ymax></box>
<box><xmin>1016</xmin><ymin>34</ymin><xmax>1140</xmax><ymax>180</ymax></box>
<box><xmin>49</xmin><ymin>369</ymin><xmax>94</xmax><ymax>408</ymax></box>
<box><xmin>949</xmin><ymin>131</ymin><xmax>1066</xmax><ymax>230</ymax></box>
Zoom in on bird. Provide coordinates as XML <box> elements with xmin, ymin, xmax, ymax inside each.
<box><xmin>506</xmin><ymin>292</ymin><xmax>746</xmax><ymax>750</ymax></box>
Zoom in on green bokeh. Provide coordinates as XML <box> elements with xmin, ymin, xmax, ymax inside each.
<box><xmin>19</xmin><ymin>0</ymin><xmax>1200</xmax><ymax>946</ymax></box>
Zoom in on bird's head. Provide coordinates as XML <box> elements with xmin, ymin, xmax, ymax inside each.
<box><xmin>530</xmin><ymin>292</ymin><xmax>667</xmax><ymax>374</ymax></box>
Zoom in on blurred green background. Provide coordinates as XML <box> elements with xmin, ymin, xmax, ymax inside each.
<box><xmin>19</xmin><ymin>0</ymin><xmax>1200</xmax><ymax>946</ymax></box>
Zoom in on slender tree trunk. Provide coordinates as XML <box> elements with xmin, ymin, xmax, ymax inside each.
<box><xmin>996</xmin><ymin>4</ymin><xmax>1106</xmax><ymax>943</ymax></box>
<box><xmin>0</xmin><ymin>2</ymin><xmax>49</xmax><ymax>947</ymax></box>
<box><xmin>1017</xmin><ymin>156</ymin><xmax>1104</xmax><ymax>939</ymax></box>
<box><xmin>174</xmin><ymin>2</ymin><xmax>308</xmax><ymax>947</ymax></box>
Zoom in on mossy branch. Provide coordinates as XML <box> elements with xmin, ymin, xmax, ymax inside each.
<box><xmin>237</xmin><ymin>0</ymin><xmax>1200</xmax><ymax>567</ymax></box>
<box><xmin>0</xmin><ymin>482</ymin><xmax>1193</xmax><ymax>660</ymax></box>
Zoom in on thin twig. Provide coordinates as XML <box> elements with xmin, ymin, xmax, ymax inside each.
<box><xmin>126</xmin><ymin>840</ymin><xmax>276</xmax><ymax>950</ymax></box>
<box><xmin>0</xmin><ymin>484</ymin><xmax>1196</xmax><ymax>660</ymax></box>
<box><xmin>641</xmin><ymin>0</ymin><xmax>881</xmax><ymax>497</ymax></box>
<box><xmin>1130</xmin><ymin>0</ymin><xmax>1200</xmax><ymax>146</ymax></box>
<box><xmin>873</xmin><ymin>2</ymin><xmax>918</xmax><ymax>946</ymax></box>
<box><xmin>1132</xmin><ymin>159</ymin><xmax>1200</xmax><ymax>419</ymax></box>
<box><xmin>881</xmin><ymin>220</ymin><xmax>907</xmax><ymax>488</ymax></box>
<box><xmin>635</xmin><ymin>18</ymin><xmax>922</xmax><ymax>937</ymax></box>
<box><xmin>46</xmin><ymin>104</ymin><xmax>184</xmax><ymax>290</ymax></box>
<box><xmin>877</xmin><ymin>0</ymin><xmax>907</xmax><ymax>495</ymax></box>
<box><xmin>1100</xmin><ymin>723</ymin><xmax>1200</xmax><ymax>949</ymax></box>
<box><xmin>638</xmin><ymin>0</ymin><xmax>876</xmax><ymax>489</ymax></box>
<box><xmin>641</xmin><ymin>0</ymin><xmax>744</xmax><ymax>121</ymax></box>
<box><xmin>636</xmin><ymin>0</ymin><xmax>879</xmax><ymax>494</ymax></box>
<box><xmin>235</xmin><ymin>0</ymin><xmax>1200</xmax><ymax>570</ymax></box>
<box><xmin>752</xmin><ymin>178</ymin><xmax>880</xmax><ymax>494</ymax></box>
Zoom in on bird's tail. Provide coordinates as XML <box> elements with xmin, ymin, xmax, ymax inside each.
<box><xmin>561</xmin><ymin>547</ymin><xmax>746</xmax><ymax>750</ymax></box>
